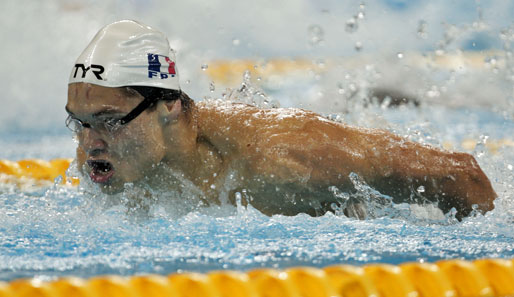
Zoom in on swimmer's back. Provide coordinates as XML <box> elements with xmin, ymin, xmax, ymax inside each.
<box><xmin>196</xmin><ymin>100</ymin><xmax>389</xmax><ymax>185</ymax></box>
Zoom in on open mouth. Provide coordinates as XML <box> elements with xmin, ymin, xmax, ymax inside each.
<box><xmin>87</xmin><ymin>160</ymin><xmax>115</xmax><ymax>184</ymax></box>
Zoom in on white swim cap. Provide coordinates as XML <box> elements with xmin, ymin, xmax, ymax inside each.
<box><xmin>69</xmin><ymin>20</ymin><xmax>180</xmax><ymax>90</ymax></box>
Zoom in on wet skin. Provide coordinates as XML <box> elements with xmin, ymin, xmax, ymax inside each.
<box><xmin>66</xmin><ymin>83</ymin><xmax>223</xmax><ymax>196</ymax></box>
<box><xmin>67</xmin><ymin>83</ymin><xmax>497</xmax><ymax>219</ymax></box>
<box><xmin>67</xmin><ymin>84</ymin><xmax>167</xmax><ymax>192</ymax></box>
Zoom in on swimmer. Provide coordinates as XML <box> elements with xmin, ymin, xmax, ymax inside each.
<box><xmin>65</xmin><ymin>20</ymin><xmax>497</xmax><ymax>219</ymax></box>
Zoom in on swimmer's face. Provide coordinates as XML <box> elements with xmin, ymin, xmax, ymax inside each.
<box><xmin>66</xmin><ymin>83</ymin><xmax>167</xmax><ymax>193</ymax></box>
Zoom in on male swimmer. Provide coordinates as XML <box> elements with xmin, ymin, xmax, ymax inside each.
<box><xmin>65</xmin><ymin>20</ymin><xmax>497</xmax><ymax>219</ymax></box>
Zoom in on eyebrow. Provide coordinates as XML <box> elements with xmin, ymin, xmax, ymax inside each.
<box><xmin>92</xmin><ymin>109</ymin><xmax>124</xmax><ymax>118</ymax></box>
<box><xmin>65</xmin><ymin>106</ymin><xmax>124</xmax><ymax>118</ymax></box>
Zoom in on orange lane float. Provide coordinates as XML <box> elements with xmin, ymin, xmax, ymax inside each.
<box><xmin>0</xmin><ymin>158</ymin><xmax>78</xmax><ymax>187</ymax></box>
<box><xmin>0</xmin><ymin>259</ymin><xmax>513</xmax><ymax>297</ymax></box>
<box><xmin>204</xmin><ymin>51</ymin><xmax>508</xmax><ymax>87</ymax></box>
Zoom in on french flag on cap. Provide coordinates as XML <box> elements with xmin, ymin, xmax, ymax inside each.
<box><xmin>147</xmin><ymin>53</ymin><xmax>176</xmax><ymax>79</ymax></box>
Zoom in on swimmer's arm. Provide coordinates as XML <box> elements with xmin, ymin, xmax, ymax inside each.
<box><xmin>250</xmin><ymin>117</ymin><xmax>496</xmax><ymax>218</ymax></box>
<box><xmin>337</xmin><ymin>128</ymin><xmax>497</xmax><ymax>218</ymax></box>
<box><xmin>198</xmin><ymin>102</ymin><xmax>496</xmax><ymax>218</ymax></box>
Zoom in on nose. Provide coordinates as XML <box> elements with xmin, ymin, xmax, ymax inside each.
<box><xmin>80</xmin><ymin>128</ymin><xmax>108</xmax><ymax>157</ymax></box>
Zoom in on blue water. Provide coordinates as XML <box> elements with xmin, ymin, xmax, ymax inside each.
<box><xmin>0</xmin><ymin>104</ymin><xmax>513</xmax><ymax>282</ymax></box>
<box><xmin>1</xmin><ymin>0</ymin><xmax>513</xmax><ymax>283</ymax></box>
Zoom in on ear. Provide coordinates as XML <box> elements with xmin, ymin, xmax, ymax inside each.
<box><xmin>158</xmin><ymin>100</ymin><xmax>182</xmax><ymax>124</ymax></box>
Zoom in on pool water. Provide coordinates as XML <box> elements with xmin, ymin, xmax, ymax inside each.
<box><xmin>0</xmin><ymin>0</ymin><xmax>513</xmax><ymax>283</ymax></box>
<box><xmin>0</xmin><ymin>97</ymin><xmax>513</xmax><ymax>282</ymax></box>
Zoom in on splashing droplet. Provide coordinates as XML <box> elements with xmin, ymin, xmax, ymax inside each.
<box><xmin>337</xmin><ymin>84</ymin><xmax>346</xmax><ymax>95</ymax></box>
<box><xmin>358</xmin><ymin>2</ymin><xmax>366</xmax><ymax>19</ymax></box>
<box><xmin>316</xmin><ymin>59</ymin><xmax>326</xmax><ymax>68</ymax></box>
<box><xmin>201</xmin><ymin>64</ymin><xmax>208</xmax><ymax>71</ymax></box>
<box><xmin>354</xmin><ymin>41</ymin><xmax>363</xmax><ymax>51</ymax></box>
<box><xmin>397</xmin><ymin>52</ymin><xmax>404</xmax><ymax>59</ymax></box>
<box><xmin>500</xmin><ymin>27</ymin><xmax>514</xmax><ymax>42</ymax></box>
<box><xmin>417</xmin><ymin>186</ymin><xmax>425</xmax><ymax>193</ymax></box>
<box><xmin>308</xmin><ymin>24</ymin><xmax>324</xmax><ymax>46</ymax></box>
<box><xmin>232</xmin><ymin>38</ymin><xmax>240</xmax><ymax>46</ymax></box>
<box><xmin>417</xmin><ymin>20</ymin><xmax>428</xmax><ymax>39</ymax></box>
<box><xmin>474</xmin><ymin>134</ymin><xmax>489</xmax><ymax>158</ymax></box>
<box><xmin>209</xmin><ymin>81</ymin><xmax>215</xmax><ymax>92</ymax></box>
<box><xmin>345</xmin><ymin>17</ymin><xmax>359</xmax><ymax>33</ymax></box>
<box><xmin>243</xmin><ymin>70</ymin><xmax>251</xmax><ymax>83</ymax></box>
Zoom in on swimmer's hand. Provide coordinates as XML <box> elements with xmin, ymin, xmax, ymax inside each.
<box><xmin>424</xmin><ymin>152</ymin><xmax>496</xmax><ymax>219</ymax></box>
<box><xmin>349</xmin><ymin>144</ymin><xmax>497</xmax><ymax>220</ymax></box>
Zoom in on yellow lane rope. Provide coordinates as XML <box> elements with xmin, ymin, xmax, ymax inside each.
<box><xmin>1</xmin><ymin>259</ymin><xmax>514</xmax><ymax>297</ymax></box>
<box><xmin>0</xmin><ymin>158</ymin><xmax>78</xmax><ymax>187</ymax></box>
<box><xmin>444</xmin><ymin>139</ymin><xmax>514</xmax><ymax>154</ymax></box>
<box><xmin>204</xmin><ymin>51</ymin><xmax>507</xmax><ymax>86</ymax></box>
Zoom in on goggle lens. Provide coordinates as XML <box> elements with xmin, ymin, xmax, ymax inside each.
<box><xmin>65</xmin><ymin>115</ymin><xmax>119</xmax><ymax>133</ymax></box>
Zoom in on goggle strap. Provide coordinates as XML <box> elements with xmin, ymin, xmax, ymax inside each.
<box><xmin>119</xmin><ymin>98</ymin><xmax>156</xmax><ymax>125</ymax></box>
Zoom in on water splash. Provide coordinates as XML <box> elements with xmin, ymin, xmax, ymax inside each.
<box><xmin>222</xmin><ymin>70</ymin><xmax>280</xmax><ymax>109</ymax></box>
<box><xmin>473</xmin><ymin>134</ymin><xmax>490</xmax><ymax>159</ymax></box>
<box><xmin>417</xmin><ymin>20</ymin><xmax>428</xmax><ymax>39</ymax></box>
<box><xmin>354</xmin><ymin>41</ymin><xmax>363</xmax><ymax>52</ymax></box>
<box><xmin>345</xmin><ymin>17</ymin><xmax>359</xmax><ymax>33</ymax></box>
<box><xmin>345</xmin><ymin>3</ymin><xmax>366</xmax><ymax>34</ymax></box>
<box><xmin>307</xmin><ymin>25</ymin><xmax>324</xmax><ymax>46</ymax></box>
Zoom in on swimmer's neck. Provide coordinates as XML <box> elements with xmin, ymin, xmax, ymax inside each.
<box><xmin>160</xmin><ymin>106</ymin><xmax>224</xmax><ymax>193</ymax></box>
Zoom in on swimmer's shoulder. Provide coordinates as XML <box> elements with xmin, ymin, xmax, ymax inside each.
<box><xmin>196</xmin><ymin>99</ymin><xmax>268</xmax><ymax>118</ymax></box>
<box><xmin>196</xmin><ymin>99</ymin><xmax>336</xmax><ymax>127</ymax></box>
<box><xmin>196</xmin><ymin>100</ymin><xmax>397</xmax><ymax>141</ymax></box>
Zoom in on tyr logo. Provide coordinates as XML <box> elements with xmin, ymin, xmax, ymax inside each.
<box><xmin>72</xmin><ymin>64</ymin><xmax>105</xmax><ymax>80</ymax></box>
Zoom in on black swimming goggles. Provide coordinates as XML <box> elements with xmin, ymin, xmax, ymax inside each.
<box><xmin>66</xmin><ymin>87</ymin><xmax>181</xmax><ymax>134</ymax></box>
